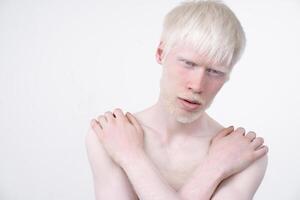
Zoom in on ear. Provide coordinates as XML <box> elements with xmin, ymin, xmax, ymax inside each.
<box><xmin>155</xmin><ymin>41</ymin><xmax>164</xmax><ymax>65</ymax></box>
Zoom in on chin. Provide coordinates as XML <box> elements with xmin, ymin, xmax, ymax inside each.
<box><xmin>169</xmin><ymin>103</ymin><xmax>204</xmax><ymax>124</ymax></box>
<box><xmin>162</xmin><ymin>98</ymin><xmax>204</xmax><ymax>124</ymax></box>
<box><xmin>175</xmin><ymin>110</ymin><xmax>204</xmax><ymax>124</ymax></box>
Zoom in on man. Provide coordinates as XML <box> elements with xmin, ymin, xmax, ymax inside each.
<box><xmin>86</xmin><ymin>1</ymin><xmax>268</xmax><ymax>199</ymax></box>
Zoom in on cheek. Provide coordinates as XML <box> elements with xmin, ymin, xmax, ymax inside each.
<box><xmin>207</xmin><ymin>80</ymin><xmax>224</xmax><ymax>95</ymax></box>
<box><xmin>166</xmin><ymin>66</ymin><xmax>187</xmax><ymax>86</ymax></box>
<box><xmin>175</xmin><ymin>66</ymin><xmax>190</xmax><ymax>84</ymax></box>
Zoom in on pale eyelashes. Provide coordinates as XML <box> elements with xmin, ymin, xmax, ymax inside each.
<box><xmin>177</xmin><ymin>57</ymin><xmax>228</xmax><ymax>78</ymax></box>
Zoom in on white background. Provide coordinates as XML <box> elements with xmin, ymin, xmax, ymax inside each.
<box><xmin>1</xmin><ymin>0</ymin><xmax>300</xmax><ymax>199</ymax></box>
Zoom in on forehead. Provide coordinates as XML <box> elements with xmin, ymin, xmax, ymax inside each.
<box><xmin>169</xmin><ymin>42</ymin><xmax>232</xmax><ymax>71</ymax></box>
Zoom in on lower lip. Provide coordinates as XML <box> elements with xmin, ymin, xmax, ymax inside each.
<box><xmin>178</xmin><ymin>98</ymin><xmax>201</xmax><ymax>111</ymax></box>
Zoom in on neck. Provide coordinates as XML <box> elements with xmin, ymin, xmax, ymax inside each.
<box><xmin>140</xmin><ymin>99</ymin><xmax>209</xmax><ymax>144</ymax></box>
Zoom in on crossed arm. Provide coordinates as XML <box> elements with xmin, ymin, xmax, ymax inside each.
<box><xmin>86</xmin><ymin>109</ymin><xmax>268</xmax><ymax>200</ymax></box>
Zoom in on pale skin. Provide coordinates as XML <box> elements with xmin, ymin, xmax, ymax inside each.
<box><xmin>85</xmin><ymin>42</ymin><xmax>268</xmax><ymax>200</ymax></box>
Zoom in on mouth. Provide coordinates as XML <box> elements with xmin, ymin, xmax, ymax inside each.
<box><xmin>178</xmin><ymin>97</ymin><xmax>201</xmax><ymax>111</ymax></box>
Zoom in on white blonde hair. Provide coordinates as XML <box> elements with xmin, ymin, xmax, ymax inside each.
<box><xmin>160</xmin><ymin>0</ymin><xmax>246</xmax><ymax>68</ymax></box>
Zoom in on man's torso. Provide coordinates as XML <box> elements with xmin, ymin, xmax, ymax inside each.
<box><xmin>135</xmin><ymin>112</ymin><xmax>223</xmax><ymax>191</ymax></box>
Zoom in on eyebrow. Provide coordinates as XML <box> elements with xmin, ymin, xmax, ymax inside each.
<box><xmin>177</xmin><ymin>56</ymin><xmax>197</xmax><ymax>65</ymax></box>
<box><xmin>177</xmin><ymin>56</ymin><xmax>230</xmax><ymax>72</ymax></box>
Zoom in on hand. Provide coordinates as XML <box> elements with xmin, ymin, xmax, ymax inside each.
<box><xmin>90</xmin><ymin>108</ymin><xmax>145</xmax><ymax>167</ymax></box>
<box><xmin>205</xmin><ymin>126</ymin><xmax>268</xmax><ymax>179</ymax></box>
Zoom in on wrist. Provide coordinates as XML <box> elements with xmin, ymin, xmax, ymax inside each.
<box><xmin>119</xmin><ymin>149</ymin><xmax>147</xmax><ymax>169</ymax></box>
<box><xmin>200</xmin><ymin>157</ymin><xmax>226</xmax><ymax>180</ymax></box>
<box><xmin>179</xmin><ymin>158</ymin><xmax>225</xmax><ymax>199</ymax></box>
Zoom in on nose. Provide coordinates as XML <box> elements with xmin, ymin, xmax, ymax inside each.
<box><xmin>187</xmin><ymin>67</ymin><xmax>206</xmax><ymax>94</ymax></box>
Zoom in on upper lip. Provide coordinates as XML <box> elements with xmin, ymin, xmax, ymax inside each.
<box><xmin>179</xmin><ymin>97</ymin><xmax>201</xmax><ymax>105</ymax></box>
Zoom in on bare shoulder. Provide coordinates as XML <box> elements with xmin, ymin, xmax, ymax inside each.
<box><xmin>85</xmin><ymin>126</ymin><xmax>138</xmax><ymax>200</ymax></box>
<box><xmin>204</xmin><ymin>113</ymin><xmax>225</xmax><ymax>137</ymax></box>
<box><xmin>207</xmin><ymin>116</ymin><xmax>269</xmax><ymax>199</ymax></box>
<box><xmin>205</xmin><ymin>114</ymin><xmax>269</xmax><ymax>199</ymax></box>
<box><xmin>212</xmin><ymin>154</ymin><xmax>268</xmax><ymax>200</ymax></box>
<box><xmin>85</xmin><ymin>127</ymin><xmax>117</xmax><ymax>177</ymax></box>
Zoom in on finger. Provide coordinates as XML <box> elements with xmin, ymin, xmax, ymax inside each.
<box><xmin>126</xmin><ymin>112</ymin><xmax>143</xmax><ymax>133</ymax></box>
<box><xmin>90</xmin><ymin>119</ymin><xmax>103</xmax><ymax>140</ymax></box>
<box><xmin>235</xmin><ymin>127</ymin><xmax>246</xmax><ymax>136</ymax></box>
<box><xmin>90</xmin><ymin>118</ymin><xmax>101</xmax><ymax>129</ymax></box>
<box><xmin>95</xmin><ymin>119</ymin><xmax>103</xmax><ymax>129</ymax></box>
<box><xmin>246</xmin><ymin>131</ymin><xmax>256</xmax><ymax>141</ymax></box>
<box><xmin>251</xmin><ymin>137</ymin><xmax>264</xmax><ymax>149</ymax></box>
<box><xmin>253</xmin><ymin>145</ymin><xmax>268</xmax><ymax>160</ymax></box>
<box><xmin>104</xmin><ymin>111</ymin><xmax>115</xmax><ymax>123</ymax></box>
<box><xmin>113</xmin><ymin>108</ymin><xmax>127</xmax><ymax>121</ymax></box>
<box><xmin>213</xmin><ymin>126</ymin><xmax>234</xmax><ymax>140</ymax></box>
<box><xmin>97</xmin><ymin>115</ymin><xmax>107</xmax><ymax>128</ymax></box>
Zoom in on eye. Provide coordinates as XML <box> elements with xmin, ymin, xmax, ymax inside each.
<box><xmin>206</xmin><ymin>68</ymin><xmax>225</xmax><ymax>77</ymax></box>
<box><xmin>182</xmin><ymin>60</ymin><xmax>197</xmax><ymax>68</ymax></box>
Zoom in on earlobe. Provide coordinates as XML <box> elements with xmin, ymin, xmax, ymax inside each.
<box><xmin>155</xmin><ymin>41</ymin><xmax>164</xmax><ymax>65</ymax></box>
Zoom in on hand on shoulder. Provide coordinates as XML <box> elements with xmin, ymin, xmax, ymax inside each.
<box><xmin>207</xmin><ymin>126</ymin><xmax>268</xmax><ymax>179</ymax></box>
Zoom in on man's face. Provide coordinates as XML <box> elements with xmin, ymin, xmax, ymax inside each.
<box><xmin>157</xmin><ymin>43</ymin><xmax>231</xmax><ymax>124</ymax></box>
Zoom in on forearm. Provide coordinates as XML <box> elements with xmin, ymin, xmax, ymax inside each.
<box><xmin>179</xmin><ymin>159</ymin><xmax>224</xmax><ymax>200</ymax></box>
<box><xmin>121</xmin><ymin>152</ymin><xmax>226</xmax><ymax>200</ymax></box>
<box><xmin>121</xmin><ymin>151</ymin><xmax>182</xmax><ymax>200</ymax></box>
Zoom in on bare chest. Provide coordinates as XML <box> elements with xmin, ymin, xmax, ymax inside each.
<box><xmin>143</xmin><ymin>129</ymin><xmax>212</xmax><ymax>191</ymax></box>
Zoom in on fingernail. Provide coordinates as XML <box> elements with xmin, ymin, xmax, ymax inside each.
<box><xmin>228</xmin><ymin>125</ymin><xmax>234</xmax><ymax>129</ymax></box>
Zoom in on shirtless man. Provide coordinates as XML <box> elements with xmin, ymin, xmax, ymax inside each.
<box><xmin>86</xmin><ymin>1</ymin><xmax>268</xmax><ymax>199</ymax></box>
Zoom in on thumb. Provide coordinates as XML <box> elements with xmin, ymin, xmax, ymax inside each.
<box><xmin>213</xmin><ymin>126</ymin><xmax>234</xmax><ymax>141</ymax></box>
<box><xmin>126</xmin><ymin>112</ymin><xmax>143</xmax><ymax>133</ymax></box>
